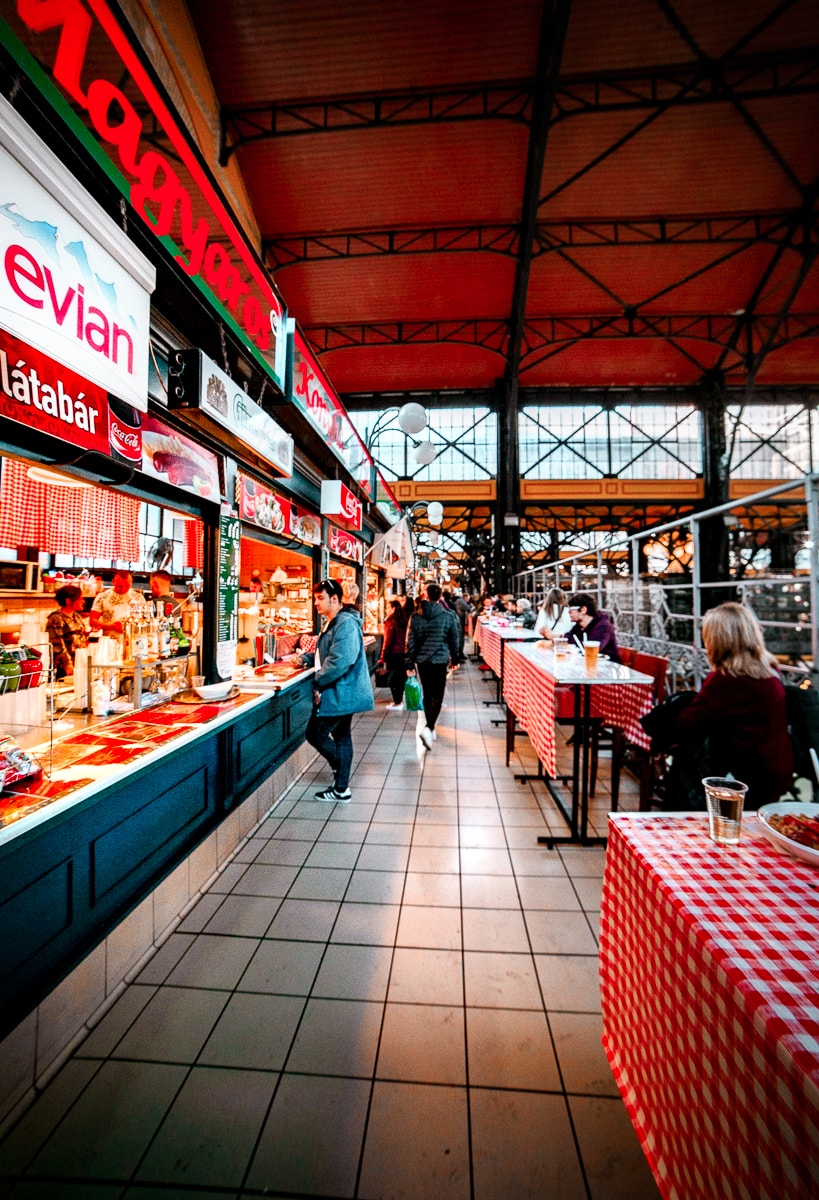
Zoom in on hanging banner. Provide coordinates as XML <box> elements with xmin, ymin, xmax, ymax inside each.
<box><xmin>0</xmin><ymin>96</ymin><xmax>154</xmax><ymax>411</ymax></box>
<box><xmin>2</xmin><ymin>2</ymin><xmax>286</xmax><ymax>392</ymax></box>
<box><xmin>328</xmin><ymin>525</ymin><xmax>363</xmax><ymax>564</ymax></box>
<box><xmin>292</xmin><ymin>329</ymin><xmax>374</xmax><ymax>499</ymax></box>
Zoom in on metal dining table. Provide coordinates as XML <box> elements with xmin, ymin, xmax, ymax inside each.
<box><xmin>476</xmin><ymin>621</ymin><xmax>542</xmax><ymax>707</ymax></box>
<box><xmin>503</xmin><ymin>641</ymin><xmax>655</xmax><ymax>847</ymax></box>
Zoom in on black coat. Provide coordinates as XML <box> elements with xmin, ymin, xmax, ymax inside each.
<box><xmin>407</xmin><ymin>601</ymin><xmax>460</xmax><ymax>666</ymax></box>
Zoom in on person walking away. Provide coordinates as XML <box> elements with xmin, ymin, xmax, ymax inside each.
<box><xmin>566</xmin><ymin>592</ymin><xmax>621</xmax><ymax>663</ymax></box>
<box><xmin>379</xmin><ymin>599</ymin><xmax>409</xmax><ymax>709</ymax></box>
<box><xmin>407</xmin><ymin>582</ymin><xmax>460</xmax><ymax>751</ymax></box>
<box><xmin>535</xmin><ymin>588</ymin><xmax>572</xmax><ymax>639</ymax></box>
<box><xmin>299</xmin><ymin>578</ymin><xmax>373</xmax><ymax>802</ymax></box>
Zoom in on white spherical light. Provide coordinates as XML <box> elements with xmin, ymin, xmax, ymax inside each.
<box><xmin>413</xmin><ymin>440</ymin><xmax>437</xmax><ymax>465</ymax></box>
<box><xmin>426</xmin><ymin>501</ymin><xmax>444</xmax><ymax>526</ymax></box>
<box><xmin>398</xmin><ymin>402</ymin><xmax>427</xmax><ymax>436</ymax></box>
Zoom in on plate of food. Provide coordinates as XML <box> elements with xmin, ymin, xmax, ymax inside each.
<box><xmin>756</xmin><ymin>802</ymin><xmax>819</xmax><ymax>867</ymax></box>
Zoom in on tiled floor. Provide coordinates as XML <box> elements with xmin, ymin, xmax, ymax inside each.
<box><xmin>0</xmin><ymin>656</ymin><xmax>662</xmax><ymax>1200</ymax></box>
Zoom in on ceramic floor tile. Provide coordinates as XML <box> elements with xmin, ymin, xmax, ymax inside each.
<box><xmin>176</xmin><ymin>893</ymin><xmax>225</xmax><ymax>932</ymax></box>
<box><xmin>345</xmin><ymin>869</ymin><xmax>406</xmax><ymax>905</ymax></box>
<box><xmin>274</xmin><ymin>818</ymin><xmax>327</xmax><ymax>840</ymax></box>
<box><xmin>264</xmin><ymin>898</ymin><xmax>340</xmax><ymax>942</ymax></box>
<box><xmin>355</xmin><ymin>842</ymin><xmax>411</xmax><ymax>871</ymax></box>
<box><xmin>402</xmin><ymin>871</ymin><xmax>461</xmax><ymax>907</ymax></box>
<box><xmin>207</xmin><ymin>863</ymin><xmax>249</xmax><ymax>893</ymax></box>
<box><xmin>510</xmin><ymin>847</ymin><xmax>575</xmax><ymax>876</ymax></box>
<box><xmin>4</xmin><ymin>1184</ymin><xmax>123</xmax><ymax>1198</ymax></box>
<box><xmin>365</xmin><ymin>823</ymin><xmax>414</xmax><ymax>845</ymax></box>
<box><xmin>317</xmin><ymin>821</ymin><xmax>371</xmax><ymax>844</ymax></box>
<box><xmin>329</xmin><ymin>901</ymin><xmax>401</xmax><ymax>946</ymax></box>
<box><xmin>28</xmin><ymin>1060</ymin><xmax>187</xmax><ymax>1181</ymax></box>
<box><xmin>305</xmin><ymin>841</ymin><xmax>362</xmax><ymax>869</ymax></box>
<box><xmin>246</xmin><ymin>1073</ymin><xmax>370</xmax><ymax>1197</ymax></box>
<box><xmin>197</xmin><ymin>992</ymin><xmax>305</xmax><ymax>1070</ymax></box>
<box><xmin>0</xmin><ymin>1060</ymin><xmax>102</xmax><ymax>1177</ymax></box>
<box><xmin>559</xmin><ymin>848</ymin><xmax>607</xmax><ymax>877</ymax></box>
<box><xmin>135</xmin><ymin>933</ymin><xmax>196</xmax><ymax>985</ymax></box>
<box><xmin>459</xmin><ymin>825</ymin><xmax>509</xmax><ymax>849</ymax></box>
<box><xmin>76</xmin><ymin>985</ymin><xmax>157</xmax><ymax>1059</ymax></box>
<box><xmin>203</xmin><ymin>894</ymin><xmax>282</xmax><ymax>937</ymax></box>
<box><xmin>284</xmin><ymin>998</ymin><xmax>383</xmax><ymax>1076</ymax></box>
<box><xmin>238</xmin><ymin>938</ymin><xmax>324</xmax><ymax>995</ymax></box>
<box><xmin>134</xmin><ymin>1066</ymin><xmax>275</xmax><ymax>1188</ymax></box>
<box><xmin>165</xmin><ymin>935</ymin><xmax>259</xmax><ymax>990</ymax></box>
<box><xmin>252</xmin><ymin>838</ymin><xmax>314</xmax><ymax>866</ymax></box>
<box><xmin>550</xmin><ymin>1012</ymin><xmax>621</xmax><ymax>1096</ymax></box>
<box><xmin>388</xmin><ymin>948</ymin><xmax>464</xmax><ymax>1006</ymax></box>
<box><xmin>572</xmin><ymin>875</ymin><xmax>605</xmax><ymax>910</ymax></box>
<box><xmin>460</xmin><ymin>875</ymin><xmax>521</xmax><ymax>909</ymax></box>
<box><xmin>466</xmin><ymin>1007</ymin><xmax>561</xmax><ymax>1091</ymax></box>
<box><xmin>525</xmin><ymin>910</ymin><xmax>599</xmax><ymax>955</ymax></box>
<box><xmin>372</xmin><ymin>805</ymin><xmax>417</xmax><ymax>824</ymax></box>
<box><xmin>358</xmin><ymin>1081</ymin><xmax>470</xmax><ymax>1200</ymax></box>
<box><xmin>286</xmin><ymin>866</ymin><xmax>353</xmax><ymax>901</ymax></box>
<box><xmin>396</xmin><ymin>903</ymin><xmax>462</xmax><ymax>950</ymax></box>
<box><xmin>407</xmin><ymin>845</ymin><xmax>461</xmax><ymax>874</ymax></box>
<box><xmin>228</xmin><ymin>862</ymin><xmax>299</xmax><ymax>897</ymax></box>
<box><xmin>469</xmin><ymin>1088</ymin><xmax>585</xmax><ymax>1200</ymax></box>
<box><xmin>411</xmin><ymin>824</ymin><xmax>460</xmax><ymax>847</ymax></box>
<box><xmin>515</xmin><ymin>874</ymin><xmax>583</xmax><ymax>910</ymax></box>
<box><xmin>462</xmin><ymin>907</ymin><xmax>530</xmax><ymax>953</ymax></box>
<box><xmin>459</xmin><ymin>847</ymin><xmax>513</xmax><ymax>876</ymax></box>
<box><xmin>310</xmin><ymin>943</ymin><xmax>393</xmax><ymax>1001</ymax></box>
<box><xmin>535</xmin><ymin>954</ymin><xmax>601</xmax><ymax>1013</ymax></box>
<box><xmin>376</xmin><ymin>1003</ymin><xmax>466</xmax><ymax>1085</ymax></box>
<box><xmin>569</xmin><ymin>1095</ymin><xmax>663</xmax><ymax>1200</ymax></box>
<box><xmin>112</xmin><ymin>986</ymin><xmax>228</xmax><ymax>1062</ymax></box>
<box><xmin>463</xmin><ymin>951</ymin><xmax>543</xmax><ymax>1010</ymax></box>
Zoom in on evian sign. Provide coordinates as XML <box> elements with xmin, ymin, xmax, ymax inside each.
<box><xmin>321</xmin><ymin>479</ymin><xmax>363</xmax><ymax>531</ymax></box>
<box><xmin>0</xmin><ymin>95</ymin><xmax>154</xmax><ymax>411</ymax></box>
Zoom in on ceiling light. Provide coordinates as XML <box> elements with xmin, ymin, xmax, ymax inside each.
<box><xmin>26</xmin><ymin>466</ymin><xmax>93</xmax><ymax>488</ymax></box>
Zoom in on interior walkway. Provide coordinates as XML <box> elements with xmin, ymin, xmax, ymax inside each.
<box><xmin>0</xmin><ymin>656</ymin><xmax>662</xmax><ymax>1199</ymax></box>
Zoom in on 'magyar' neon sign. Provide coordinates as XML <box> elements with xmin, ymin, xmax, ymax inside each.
<box><xmin>10</xmin><ymin>0</ymin><xmax>286</xmax><ymax>384</ymax></box>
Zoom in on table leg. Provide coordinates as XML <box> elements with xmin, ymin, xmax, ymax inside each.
<box><xmin>538</xmin><ymin>683</ymin><xmax>607</xmax><ymax>849</ymax></box>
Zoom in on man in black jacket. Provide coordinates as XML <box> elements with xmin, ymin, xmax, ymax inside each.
<box><xmin>406</xmin><ymin>582</ymin><xmax>461</xmax><ymax>751</ymax></box>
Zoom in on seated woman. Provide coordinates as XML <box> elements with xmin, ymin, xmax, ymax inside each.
<box><xmin>46</xmin><ymin>585</ymin><xmax>89</xmax><ymax>679</ymax></box>
<box><xmin>515</xmin><ymin>598</ymin><xmax>537</xmax><ymax>629</ymax></box>
<box><xmin>566</xmin><ymin>592</ymin><xmax>621</xmax><ymax>663</ymax></box>
<box><xmin>672</xmin><ymin>602</ymin><xmax>793</xmax><ymax>810</ymax></box>
<box><xmin>535</xmin><ymin>587</ymin><xmax>573</xmax><ymax>639</ymax></box>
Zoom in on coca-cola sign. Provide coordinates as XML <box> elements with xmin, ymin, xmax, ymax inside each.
<box><xmin>320</xmin><ymin>480</ymin><xmax>363</xmax><ymax>531</ymax></box>
<box><xmin>329</xmin><ymin>525</ymin><xmax>363</xmax><ymax>564</ymax></box>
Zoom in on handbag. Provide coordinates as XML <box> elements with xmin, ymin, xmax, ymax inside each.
<box><xmin>404</xmin><ymin>674</ymin><xmax>423</xmax><ymax>712</ymax></box>
<box><xmin>374</xmin><ymin>660</ymin><xmax>390</xmax><ymax>688</ymax></box>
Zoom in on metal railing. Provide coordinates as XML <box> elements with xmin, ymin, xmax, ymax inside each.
<box><xmin>513</xmin><ymin>475</ymin><xmax>819</xmax><ymax>692</ymax></box>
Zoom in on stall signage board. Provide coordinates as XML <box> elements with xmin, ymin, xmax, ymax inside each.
<box><xmin>217</xmin><ymin>512</ymin><xmax>240</xmax><ymax>678</ymax></box>
<box><xmin>0</xmin><ymin>326</ymin><xmax>108</xmax><ymax>454</ymax></box>
<box><xmin>236</xmin><ymin>472</ymin><xmax>290</xmax><ymax>534</ymax></box>
<box><xmin>141</xmin><ymin>414</ymin><xmax>220</xmax><ymax>501</ymax></box>
<box><xmin>329</xmin><ymin>525</ymin><xmax>363</xmax><ymax>564</ymax></box>
<box><xmin>292</xmin><ymin>330</ymin><xmax>373</xmax><ymax>499</ymax></box>
<box><xmin>320</xmin><ymin>479</ymin><xmax>363</xmax><ymax>531</ymax></box>
<box><xmin>0</xmin><ymin>97</ymin><xmax>154</xmax><ymax>411</ymax></box>
<box><xmin>289</xmin><ymin>502</ymin><xmax>321</xmax><ymax>546</ymax></box>
<box><xmin>1</xmin><ymin>4</ymin><xmax>287</xmax><ymax>393</ymax></box>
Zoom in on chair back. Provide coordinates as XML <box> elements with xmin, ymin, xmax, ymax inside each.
<box><xmin>632</xmin><ymin>651</ymin><xmax>668</xmax><ymax>704</ymax></box>
<box><xmin>618</xmin><ymin>646</ymin><xmax>636</xmax><ymax>668</ymax></box>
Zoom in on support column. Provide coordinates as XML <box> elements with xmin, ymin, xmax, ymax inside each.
<box><xmin>699</xmin><ymin>371</ymin><xmax>731</xmax><ymax>603</ymax></box>
<box><xmin>495</xmin><ymin>377</ymin><xmax>521</xmax><ymax>590</ymax></box>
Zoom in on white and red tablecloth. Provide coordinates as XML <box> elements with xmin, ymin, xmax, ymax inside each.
<box><xmin>479</xmin><ymin>624</ymin><xmax>541</xmax><ymax>680</ymax></box>
<box><xmin>600</xmin><ymin>814</ymin><xmax>819</xmax><ymax>1200</ymax></box>
<box><xmin>503</xmin><ymin>643</ymin><xmax>654</xmax><ymax>777</ymax></box>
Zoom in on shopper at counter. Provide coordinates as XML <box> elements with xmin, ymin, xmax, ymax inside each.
<box><xmin>45</xmin><ymin>585</ymin><xmax>89</xmax><ymax>678</ymax></box>
<box><xmin>89</xmin><ymin>570</ymin><xmax>141</xmax><ymax>636</ymax></box>
<box><xmin>300</xmin><ymin>578</ymin><xmax>373</xmax><ymax>802</ymax></box>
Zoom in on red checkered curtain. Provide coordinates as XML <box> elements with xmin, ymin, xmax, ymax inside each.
<box><xmin>0</xmin><ymin>459</ymin><xmax>140</xmax><ymax>559</ymax></box>
<box><xmin>183</xmin><ymin>519</ymin><xmax>204</xmax><ymax>569</ymax></box>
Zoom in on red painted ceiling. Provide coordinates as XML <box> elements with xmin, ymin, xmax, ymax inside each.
<box><xmin>187</xmin><ymin>0</ymin><xmax>819</xmax><ymax>398</ymax></box>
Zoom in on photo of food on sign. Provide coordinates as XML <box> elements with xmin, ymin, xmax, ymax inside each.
<box><xmin>141</xmin><ymin>415</ymin><xmax>220</xmax><ymax>499</ymax></box>
<box><xmin>238</xmin><ymin>475</ymin><xmax>290</xmax><ymax>533</ymax></box>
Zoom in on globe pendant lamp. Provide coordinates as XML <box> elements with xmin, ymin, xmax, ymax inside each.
<box><xmin>413</xmin><ymin>440</ymin><xmax>437</xmax><ymax>465</ymax></box>
<box><xmin>398</xmin><ymin>402</ymin><xmax>428</xmax><ymax>436</ymax></box>
<box><xmin>426</xmin><ymin>501</ymin><xmax>444</xmax><ymax>526</ymax></box>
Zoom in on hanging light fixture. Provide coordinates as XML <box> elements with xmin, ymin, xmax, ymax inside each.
<box><xmin>26</xmin><ymin>466</ymin><xmax>92</xmax><ymax>489</ymax></box>
<box><xmin>398</xmin><ymin>402</ymin><xmax>428</xmax><ymax>436</ymax></box>
<box><xmin>413</xmin><ymin>439</ymin><xmax>437</xmax><ymax>465</ymax></box>
<box><xmin>426</xmin><ymin>501</ymin><xmax>444</xmax><ymax>526</ymax></box>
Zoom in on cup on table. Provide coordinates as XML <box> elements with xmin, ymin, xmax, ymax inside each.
<box><xmin>553</xmin><ymin>637</ymin><xmax>570</xmax><ymax>663</ymax></box>
<box><xmin>583</xmin><ymin>640</ymin><xmax>600</xmax><ymax>672</ymax></box>
<box><xmin>191</xmin><ymin>674</ymin><xmax>205</xmax><ymax>689</ymax></box>
<box><xmin>702</xmin><ymin>776</ymin><xmax>748</xmax><ymax>846</ymax></box>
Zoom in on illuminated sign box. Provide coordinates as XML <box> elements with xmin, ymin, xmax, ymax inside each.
<box><xmin>321</xmin><ymin>479</ymin><xmax>363</xmax><ymax>531</ymax></box>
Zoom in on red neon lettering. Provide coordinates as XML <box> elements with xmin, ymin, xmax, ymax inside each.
<box><xmin>5</xmin><ymin>245</ymin><xmax>44</xmax><ymax>308</ymax></box>
<box><xmin>18</xmin><ymin>0</ymin><xmax>91</xmax><ymax>106</ymax></box>
<box><xmin>130</xmin><ymin>151</ymin><xmax>208</xmax><ymax>277</ymax></box>
<box><xmin>86</xmin><ymin>77</ymin><xmax>143</xmax><ymax>175</ymax></box>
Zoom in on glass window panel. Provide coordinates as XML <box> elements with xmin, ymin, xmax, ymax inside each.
<box><xmin>727</xmin><ymin>405</ymin><xmax>814</xmax><ymax>478</ymax></box>
<box><xmin>351</xmin><ymin>409</ymin><xmax>496</xmax><ymax>481</ymax></box>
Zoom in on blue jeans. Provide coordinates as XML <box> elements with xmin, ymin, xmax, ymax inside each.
<box><xmin>306</xmin><ymin>710</ymin><xmax>354</xmax><ymax>789</ymax></box>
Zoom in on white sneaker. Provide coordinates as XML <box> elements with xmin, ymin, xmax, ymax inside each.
<box><xmin>416</xmin><ymin>710</ymin><xmax>427</xmax><ymax>733</ymax></box>
<box><xmin>385</xmin><ymin>702</ymin><xmax>404</xmax><ymax>710</ymax></box>
<box><xmin>419</xmin><ymin>726</ymin><xmax>433</xmax><ymax>751</ymax></box>
<box><xmin>431</xmin><ymin>729</ymin><xmax>437</xmax><ymax>741</ymax></box>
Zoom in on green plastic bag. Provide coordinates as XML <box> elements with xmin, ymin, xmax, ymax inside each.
<box><xmin>404</xmin><ymin>675</ymin><xmax>423</xmax><ymax>712</ymax></box>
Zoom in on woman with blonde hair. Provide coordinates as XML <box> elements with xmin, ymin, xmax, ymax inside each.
<box><xmin>535</xmin><ymin>587</ymin><xmax>572</xmax><ymax>639</ymax></box>
<box><xmin>674</xmin><ymin>602</ymin><xmax>793</xmax><ymax>808</ymax></box>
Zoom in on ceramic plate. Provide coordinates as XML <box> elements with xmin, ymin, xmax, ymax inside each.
<box><xmin>756</xmin><ymin>802</ymin><xmax>819</xmax><ymax>867</ymax></box>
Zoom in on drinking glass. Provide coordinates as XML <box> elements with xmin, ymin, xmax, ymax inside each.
<box><xmin>583</xmin><ymin>640</ymin><xmax>600</xmax><ymax>672</ymax></box>
<box><xmin>702</xmin><ymin>777</ymin><xmax>748</xmax><ymax>845</ymax></box>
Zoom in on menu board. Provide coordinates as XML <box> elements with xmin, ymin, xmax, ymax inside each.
<box><xmin>217</xmin><ymin>512</ymin><xmax>240</xmax><ymax>676</ymax></box>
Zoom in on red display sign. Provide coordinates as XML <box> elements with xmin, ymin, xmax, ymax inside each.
<box><xmin>288</xmin><ymin>503</ymin><xmax>321</xmax><ymax>545</ymax></box>
<box><xmin>321</xmin><ymin>479</ymin><xmax>363</xmax><ymax>531</ymax></box>
<box><xmin>237</xmin><ymin>473</ymin><xmax>291</xmax><ymax>535</ymax></box>
<box><xmin>141</xmin><ymin>413</ymin><xmax>220</xmax><ymax>500</ymax></box>
<box><xmin>0</xmin><ymin>326</ymin><xmax>108</xmax><ymax>454</ymax></box>
<box><xmin>329</xmin><ymin>525</ymin><xmax>363</xmax><ymax>564</ymax></box>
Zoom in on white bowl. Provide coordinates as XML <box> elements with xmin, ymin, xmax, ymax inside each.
<box><xmin>756</xmin><ymin>802</ymin><xmax>819</xmax><ymax>868</ymax></box>
<box><xmin>194</xmin><ymin>681</ymin><xmax>234</xmax><ymax>701</ymax></box>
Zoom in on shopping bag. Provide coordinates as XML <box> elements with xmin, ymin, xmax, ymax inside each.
<box><xmin>374</xmin><ymin>660</ymin><xmax>390</xmax><ymax>688</ymax></box>
<box><xmin>404</xmin><ymin>674</ymin><xmax>423</xmax><ymax>712</ymax></box>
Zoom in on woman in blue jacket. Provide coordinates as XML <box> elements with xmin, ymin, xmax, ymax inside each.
<box><xmin>299</xmin><ymin>578</ymin><xmax>373</xmax><ymax>802</ymax></box>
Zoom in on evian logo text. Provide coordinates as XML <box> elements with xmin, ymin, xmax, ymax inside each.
<box><xmin>5</xmin><ymin>244</ymin><xmax>134</xmax><ymax>374</ymax></box>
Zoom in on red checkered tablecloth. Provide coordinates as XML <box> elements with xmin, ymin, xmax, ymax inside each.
<box><xmin>600</xmin><ymin>814</ymin><xmax>819</xmax><ymax>1200</ymax></box>
<box><xmin>480</xmin><ymin>625</ymin><xmax>503</xmax><ymax>675</ymax></box>
<box><xmin>589</xmin><ymin>683</ymin><xmax>653</xmax><ymax>748</ymax></box>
